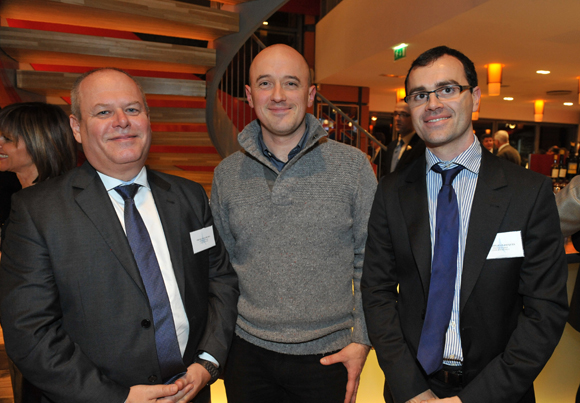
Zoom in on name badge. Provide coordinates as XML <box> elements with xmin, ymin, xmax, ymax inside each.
<box><xmin>190</xmin><ymin>226</ymin><xmax>216</xmax><ymax>254</ymax></box>
<box><xmin>486</xmin><ymin>231</ymin><xmax>524</xmax><ymax>259</ymax></box>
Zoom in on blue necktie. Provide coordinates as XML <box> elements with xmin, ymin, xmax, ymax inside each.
<box><xmin>115</xmin><ymin>184</ymin><xmax>184</xmax><ymax>380</ymax></box>
<box><xmin>417</xmin><ymin>164</ymin><xmax>464</xmax><ymax>375</ymax></box>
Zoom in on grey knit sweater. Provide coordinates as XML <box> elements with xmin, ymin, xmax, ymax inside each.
<box><xmin>210</xmin><ymin>114</ymin><xmax>377</xmax><ymax>355</ymax></box>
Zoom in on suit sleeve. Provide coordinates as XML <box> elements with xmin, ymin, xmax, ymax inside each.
<box><xmin>556</xmin><ymin>174</ymin><xmax>580</xmax><ymax>236</ymax></box>
<box><xmin>458</xmin><ymin>177</ymin><xmax>568</xmax><ymax>403</ymax></box>
<box><xmin>361</xmin><ymin>180</ymin><xmax>431</xmax><ymax>402</ymax></box>
<box><xmin>0</xmin><ymin>192</ymin><xmax>129</xmax><ymax>402</ymax></box>
<box><xmin>194</xmin><ymin>185</ymin><xmax>239</xmax><ymax>366</ymax></box>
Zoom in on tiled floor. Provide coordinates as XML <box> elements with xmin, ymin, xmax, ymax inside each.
<box><xmin>0</xmin><ymin>327</ymin><xmax>14</xmax><ymax>402</ymax></box>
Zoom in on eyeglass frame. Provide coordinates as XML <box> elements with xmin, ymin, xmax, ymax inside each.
<box><xmin>404</xmin><ymin>84</ymin><xmax>474</xmax><ymax>106</ymax></box>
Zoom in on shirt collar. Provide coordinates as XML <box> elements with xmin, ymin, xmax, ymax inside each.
<box><xmin>258</xmin><ymin>121</ymin><xmax>310</xmax><ymax>168</ymax></box>
<box><xmin>97</xmin><ymin>166</ymin><xmax>150</xmax><ymax>192</ymax></box>
<box><xmin>425</xmin><ymin>134</ymin><xmax>482</xmax><ymax>174</ymax></box>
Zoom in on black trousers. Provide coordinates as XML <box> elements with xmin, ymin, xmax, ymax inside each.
<box><xmin>223</xmin><ymin>335</ymin><xmax>348</xmax><ymax>403</ymax></box>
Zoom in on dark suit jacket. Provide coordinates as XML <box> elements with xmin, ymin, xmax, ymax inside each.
<box><xmin>362</xmin><ymin>148</ymin><xmax>568</xmax><ymax>403</ymax></box>
<box><xmin>379</xmin><ymin>133</ymin><xmax>425</xmax><ymax>178</ymax></box>
<box><xmin>496</xmin><ymin>143</ymin><xmax>521</xmax><ymax>166</ymax></box>
<box><xmin>0</xmin><ymin>162</ymin><xmax>239</xmax><ymax>403</ymax></box>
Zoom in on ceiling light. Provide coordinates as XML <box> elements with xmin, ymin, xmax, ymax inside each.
<box><xmin>486</xmin><ymin>63</ymin><xmax>503</xmax><ymax>96</ymax></box>
<box><xmin>536</xmin><ymin>70</ymin><xmax>550</xmax><ymax>75</ymax></box>
<box><xmin>534</xmin><ymin>100</ymin><xmax>545</xmax><ymax>122</ymax></box>
<box><xmin>564</xmin><ymin>102</ymin><xmax>573</xmax><ymax>106</ymax></box>
<box><xmin>379</xmin><ymin>74</ymin><xmax>405</xmax><ymax>78</ymax></box>
<box><xmin>262</xmin><ymin>21</ymin><xmax>269</xmax><ymax>25</ymax></box>
<box><xmin>503</xmin><ymin>97</ymin><xmax>514</xmax><ymax>101</ymax></box>
<box><xmin>508</xmin><ymin>124</ymin><xmax>516</xmax><ymax>129</ymax></box>
<box><xmin>371</xmin><ymin>116</ymin><xmax>378</xmax><ymax>121</ymax></box>
<box><xmin>395</xmin><ymin>88</ymin><xmax>406</xmax><ymax>103</ymax></box>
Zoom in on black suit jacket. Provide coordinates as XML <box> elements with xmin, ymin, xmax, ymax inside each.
<box><xmin>362</xmin><ymin>148</ymin><xmax>568</xmax><ymax>403</ymax></box>
<box><xmin>379</xmin><ymin>133</ymin><xmax>426</xmax><ymax>178</ymax></box>
<box><xmin>0</xmin><ymin>162</ymin><xmax>239</xmax><ymax>403</ymax></box>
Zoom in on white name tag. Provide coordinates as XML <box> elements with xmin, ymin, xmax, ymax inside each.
<box><xmin>190</xmin><ymin>226</ymin><xmax>216</xmax><ymax>254</ymax></box>
<box><xmin>486</xmin><ymin>231</ymin><xmax>524</xmax><ymax>259</ymax></box>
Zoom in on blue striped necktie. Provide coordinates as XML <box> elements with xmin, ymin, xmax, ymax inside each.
<box><xmin>417</xmin><ymin>164</ymin><xmax>464</xmax><ymax>375</ymax></box>
<box><xmin>115</xmin><ymin>184</ymin><xmax>184</xmax><ymax>380</ymax></box>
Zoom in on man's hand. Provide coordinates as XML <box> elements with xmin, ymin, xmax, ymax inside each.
<box><xmin>162</xmin><ymin>363</ymin><xmax>212</xmax><ymax>403</ymax></box>
<box><xmin>320</xmin><ymin>342</ymin><xmax>371</xmax><ymax>403</ymax></box>
<box><xmin>421</xmin><ymin>397</ymin><xmax>462</xmax><ymax>403</ymax></box>
<box><xmin>126</xmin><ymin>384</ymin><xmax>188</xmax><ymax>402</ymax></box>
<box><xmin>404</xmin><ymin>389</ymin><xmax>437</xmax><ymax>403</ymax></box>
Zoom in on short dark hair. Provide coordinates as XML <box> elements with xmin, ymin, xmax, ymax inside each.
<box><xmin>71</xmin><ymin>68</ymin><xmax>149</xmax><ymax>120</ymax></box>
<box><xmin>0</xmin><ymin>102</ymin><xmax>77</xmax><ymax>183</ymax></box>
<box><xmin>480</xmin><ymin>133</ymin><xmax>493</xmax><ymax>141</ymax></box>
<box><xmin>405</xmin><ymin>46</ymin><xmax>478</xmax><ymax>93</ymax></box>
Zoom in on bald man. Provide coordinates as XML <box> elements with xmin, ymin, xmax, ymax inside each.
<box><xmin>379</xmin><ymin>102</ymin><xmax>425</xmax><ymax>178</ymax></box>
<box><xmin>210</xmin><ymin>44</ymin><xmax>377</xmax><ymax>403</ymax></box>
<box><xmin>494</xmin><ymin>130</ymin><xmax>521</xmax><ymax>165</ymax></box>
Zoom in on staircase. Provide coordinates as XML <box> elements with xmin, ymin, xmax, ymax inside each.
<box><xmin>0</xmin><ymin>0</ymin><xmax>272</xmax><ymax>195</ymax></box>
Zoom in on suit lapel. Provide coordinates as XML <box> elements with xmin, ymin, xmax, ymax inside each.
<box><xmin>72</xmin><ymin>162</ymin><xmax>146</xmax><ymax>295</ymax></box>
<box><xmin>148</xmin><ymin>170</ymin><xmax>186</xmax><ymax>298</ymax></box>
<box><xmin>399</xmin><ymin>158</ymin><xmax>432</xmax><ymax>297</ymax></box>
<box><xmin>460</xmin><ymin>151</ymin><xmax>511</xmax><ymax>311</ymax></box>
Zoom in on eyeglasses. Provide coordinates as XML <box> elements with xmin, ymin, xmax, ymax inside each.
<box><xmin>404</xmin><ymin>84</ymin><xmax>473</xmax><ymax>107</ymax></box>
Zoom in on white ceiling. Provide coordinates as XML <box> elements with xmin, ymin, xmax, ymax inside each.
<box><xmin>315</xmin><ymin>0</ymin><xmax>580</xmax><ymax>120</ymax></box>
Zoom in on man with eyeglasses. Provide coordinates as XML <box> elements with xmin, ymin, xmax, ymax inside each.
<box><xmin>362</xmin><ymin>46</ymin><xmax>568</xmax><ymax>403</ymax></box>
<box><xmin>379</xmin><ymin>102</ymin><xmax>425</xmax><ymax>178</ymax></box>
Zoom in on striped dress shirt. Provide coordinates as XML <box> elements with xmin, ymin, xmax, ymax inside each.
<box><xmin>425</xmin><ymin>135</ymin><xmax>482</xmax><ymax>366</ymax></box>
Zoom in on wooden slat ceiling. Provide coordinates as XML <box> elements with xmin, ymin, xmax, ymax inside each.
<box><xmin>0</xmin><ymin>0</ymin><xmax>239</xmax><ymax>40</ymax></box>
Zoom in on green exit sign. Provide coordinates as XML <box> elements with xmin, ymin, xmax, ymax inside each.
<box><xmin>393</xmin><ymin>43</ymin><xmax>408</xmax><ymax>61</ymax></box>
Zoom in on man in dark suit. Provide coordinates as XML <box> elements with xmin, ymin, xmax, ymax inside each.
<box><xmin>379</xmin><ymin>102</ymin><xmax>425</xmax><ymax>178</ymax></box>
<box><xmin>362</xmin><ymin>46</ymin><xmax>568</xmax><ymax>403</ymax></box>
<box><xmin>494</xmin><ymin>130</ymin><xmax>521</xmax><ymax>165</ymax></box>
<box><xmin>0</xmin><ymin>68</ymin><xmax>239</xmax><ymax>403</ymax></box>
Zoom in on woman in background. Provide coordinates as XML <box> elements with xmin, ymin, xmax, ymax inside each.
<box><xmin>0</xmin><ymin>101</ymin><xmax>77</xmax><ymax>403</ymax></box>
<box><xmin>0</xmin><ymin>102</ymin><xmax>77</xmax><ymax>188</ymax></box>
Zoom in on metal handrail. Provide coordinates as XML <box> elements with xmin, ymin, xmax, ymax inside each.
<box><xmin>315</xmin><ymin>92</ymin><xmax>387</xmax><ymax>152</ymax></box>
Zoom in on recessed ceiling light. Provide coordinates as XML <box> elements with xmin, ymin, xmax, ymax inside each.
<box><xmin>564</xmin><ymin>102</ymin><xmax>574</xmax><ymax>106</ymax></box>
<box><xmin>536</xmin><ymin>70</ymin><xmax>550</xmax><ymax>74</ymax></box>
<box><xmin>503</xmin><ymin>97</ymin><xmax>514</xmax><ymax>101</ymax></box>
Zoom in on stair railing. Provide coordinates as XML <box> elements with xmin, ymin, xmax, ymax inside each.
<box><xmin>206</xmin><ymin>0</ymin><xmax>289</xmax><ymax>157</ymax></box>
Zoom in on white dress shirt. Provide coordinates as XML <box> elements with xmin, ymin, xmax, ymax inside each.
<box><xmin>97</xmin><ymin>167</ymin><xmax>190</xmax><ymax>356</ymax></box>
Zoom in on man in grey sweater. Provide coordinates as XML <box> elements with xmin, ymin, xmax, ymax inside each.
<box><xmin>210</xmin><ymin>44</ymin><xmax>377</xmax><ymax>403</ymax></box>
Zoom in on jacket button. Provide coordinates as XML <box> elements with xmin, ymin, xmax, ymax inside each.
<box><xmin>148</xmin><ymin>375</ymin><xmax>157</xmax><ymax>383</ymax></box>
<box><xmin>141</xmin><ymin>319</ymin><xmax>151</xmax><ymax>328</ymax></box>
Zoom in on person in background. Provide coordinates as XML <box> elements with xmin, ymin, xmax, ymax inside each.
<box><xmin>211</xmin><ymin>44</ymin><xmax>376</xmax><ymax>403</ymax></box>
<box><xmin>555</xmin><ymin>175</ymin><xmax>580</xmax><ymax>403</ymax></box>
<box><xmin>362</xmin><ymin>45</ymin><xmax>568</xmax><ymax>403</ymax></box>
<box><xmin>494</xmin><ymin>130</ymin><xmax>521</xmax><ymax>165</ymax></box>
<box><xmin>0</xmin><ymin>102</ymin><xmax>76</xmax><ymax>188</ymax></box>
<box><xmin>0</xmin><ymin>69</ymin><xmax>239</xmax><ymax>403</ymax></box>
<box><xmin>380</xmin><ymin>101</ymin><xmax>425</xmax><ymax>178</ymax></box>
<box><xmin>0</xmin><ymin>102</ymin><xmax>78</xmax><ymax>403</ymax></box>
<box><xmin>479</xmin><ymin>132</ymin><xmax>494</xmax><ymax>153</ymax></box>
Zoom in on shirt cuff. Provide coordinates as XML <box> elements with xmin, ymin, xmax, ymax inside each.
<box><xmin>198</xmin><ymin>352</ymin><xmax>219</xmax><ymax>368</ymax></box>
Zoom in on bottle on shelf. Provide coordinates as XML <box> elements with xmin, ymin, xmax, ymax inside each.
<box><xmin>551</xmin><ymin>153</ymin><xmax>560</xmax><ymax>192</ymax></box>
<box><xmin>567</xmin><ymin>147</ymin><xmax>578</xmax><ymax>180</ymax></box>
<box><xmin>558</xmin><ymin>149</ymin><xmax>567</xmax><ymax>182</ymax></box>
